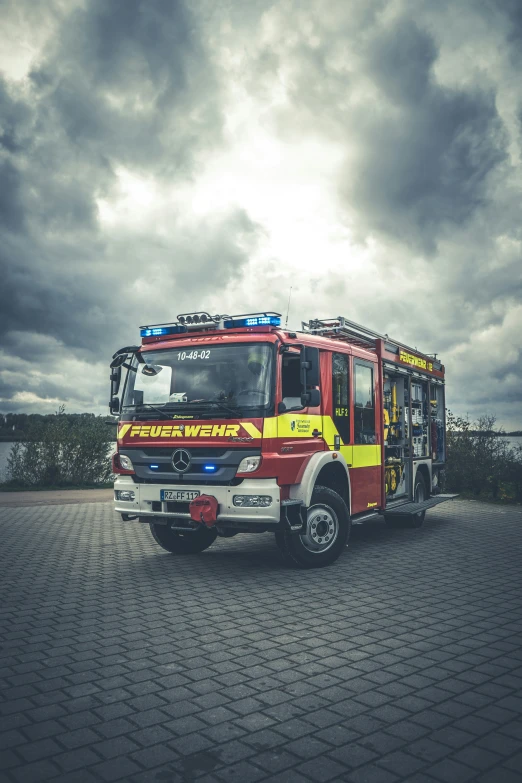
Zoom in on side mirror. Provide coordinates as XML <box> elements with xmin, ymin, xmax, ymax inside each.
<box><xmin>301</xmin><ymin>388</ymin><xmax>321</xmax><ymax>408</ymax></box>
<box><xmin>300</xmin><ymin>346</ymin><xmax>320</xmax><ymax>388</ymax></box>
<box><xmin>110</xmin><ymin>345</ymin><xmax>140</xmax><ymax>369</ymax></box>
<box><xmin>110</xmin><ymin>396</ymin><xmax>120</xmax><ymax>415</ymax></box>
<box><xmin>110</xmin><ymin>354</ymin><xmax>128</xmax><ymax>369</ymax></box>
<box><xmin>110</xmin><ymin>366</ymin><xmax>122</xmax><ymax>397</ymax></box>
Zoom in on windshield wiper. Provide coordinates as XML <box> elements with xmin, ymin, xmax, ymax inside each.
<box><xmin>123</xmin><ymin>400</ymin><xmax>260</xmax><ymax>420</ymax></box>
<box><xmin>187</xmin><ymin>400</ymin><xmax>241</xmax><ymax>418</ymax></box>
<box><xmin>129</xmin><ymin>404</ymin><xmax>174</xmax><ymax>420</ymax></box>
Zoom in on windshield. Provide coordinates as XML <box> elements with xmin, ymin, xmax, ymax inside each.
<box><xmin>122</xmin><ymin>343</ymin><xmax>273</xmax><ymax>416</ymax></box>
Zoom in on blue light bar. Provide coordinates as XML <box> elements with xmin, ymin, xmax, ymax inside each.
<box><xmin>203</xmin><ymin>464</ymin><xmax>217</xmax><ymax>472</ymax></box>
<box><xmin>224</xmin><ymin>315</ymin><xmax>281</xmax><ymax>329</ymax></box>
<box><xmin>150</xmin><ymin>464</ymin><xmax>159</xmax><ymax>470</ymax></box>
<box><xmin>140</xmin><ymin>325</ymin><xmax>187</xmax><ymax>338</ymax></box>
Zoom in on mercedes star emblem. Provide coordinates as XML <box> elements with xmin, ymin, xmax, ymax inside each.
<box><xmin>172</xmin><ymin>449</ymin><xmax>191</xmax><ymax>473</ymax></box>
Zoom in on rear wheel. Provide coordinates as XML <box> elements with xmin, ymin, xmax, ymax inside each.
<box><xmin>412</xmin><ymin>473</ymin><xmax>427</xmax><ymax>526</ymax></box>
<box><xmin>275</xmin><ymin>486</ymin><xmax>350</xmax><ymax>568</ymax></box>
<box><xmin>150</xmin><ymin>522</ymin><xmax>217</xmax><ymax>554</ymax></box>
<box><xmin>385</xmin><ymin>473</ymin><xmax>427</xmax><ymax>529</ymax></box>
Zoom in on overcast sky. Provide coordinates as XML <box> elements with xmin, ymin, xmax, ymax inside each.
<box><xmin>1</xmin><ymin>0</ymin><xmax>521</xmax><ymax>428</ymax></box>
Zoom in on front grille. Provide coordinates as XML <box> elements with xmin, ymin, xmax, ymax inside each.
<box><xmin>141</xmin><ymin>447</ymin><xmax>230</xmax><ymax>458</ymax></box>
<box><xmin>142</xmin><ymin>448</ymin><xmax>176</xmax><ymax>457</ymax></box>
<box><xmin>121</xmin><ymin>446</ymin><xmax>260</xmax><ymax>486</ymax></box>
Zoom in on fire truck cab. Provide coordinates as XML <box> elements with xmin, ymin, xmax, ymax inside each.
<box><xmin>110</xmin><ymin>312</ymin><xmax>454</xmax><ymax>568</ymax></box>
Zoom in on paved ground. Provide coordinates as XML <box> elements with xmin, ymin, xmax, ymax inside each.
<box><xmin>1</xmin><ymin>500</ymin><xmax>522</xmax><ymax>783</ymax></box>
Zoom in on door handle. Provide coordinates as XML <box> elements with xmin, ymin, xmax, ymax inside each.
<box><xmin>312</xmin><ymin>429</ymin><xmax>322</xmax><ymax>437</ymax></box>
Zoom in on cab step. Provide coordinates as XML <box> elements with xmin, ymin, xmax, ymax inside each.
<box><xmin>384</xmin><ymin>494</ymin><xmax>459</xmax><ymax>517</ymax></box>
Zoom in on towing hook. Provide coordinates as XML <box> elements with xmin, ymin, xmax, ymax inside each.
<box><xmin>199</xmin><ymin>511</ymin><xmax>216</xmax><ymax>527</ymax></box>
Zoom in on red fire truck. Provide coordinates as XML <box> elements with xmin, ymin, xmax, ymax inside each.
<box><xmin>110</xmin><ymin>312</ymin><xmax>454</xmax><ymax>568</ymax></box>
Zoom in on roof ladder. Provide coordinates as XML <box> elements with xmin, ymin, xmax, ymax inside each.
<box><xmin>301</xmin><ymin>316</ymin><xmax>386</xmax><ymax>349</ymax></box>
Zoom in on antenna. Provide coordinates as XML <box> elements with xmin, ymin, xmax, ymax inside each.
<box><xmin>285</xmin><ymin>287</ymin><xmax>293</xmax><ymax>329</ymax></box>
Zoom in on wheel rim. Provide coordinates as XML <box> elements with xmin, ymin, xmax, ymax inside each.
<box><xmin>300</xmin><ymin>504</ymin><xmax>339</xmax><ymax>553</ymax></box>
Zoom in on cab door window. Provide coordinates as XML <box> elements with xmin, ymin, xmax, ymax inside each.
<box><xmin>281</xmin><ymin>353</ymin><xmax>302</xmax><ymax>409</ymax></box>
<box><xmin>354</xmin><ymin>362</ymin><xmax>376</xmax><ymax>444</ymax></box>
<box><xmin>332</xmin><ymin>353</ymin><xmax>350</xmax><ymax>443</ymax></box>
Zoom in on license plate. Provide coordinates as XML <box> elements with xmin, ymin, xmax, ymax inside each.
<box><xmin>161</xmin><ymin>490</ymin><xmax>200</xmax><ymax>502</ymax></box>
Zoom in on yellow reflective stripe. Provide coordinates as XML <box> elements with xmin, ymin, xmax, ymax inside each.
<box><xmin>263</xmin><ymin>418</ymin><xmax>278</xmax><ymax>438</ymax></box>
<box><xmin>352</xmin><ymin>445</ymin><xmax>382</xmax><ymax>467</ymax></box>
<box><xmin>332</xmin><ymin>444</ymin><xmax>381</xmax><ymax>467</ymax></box>
<box><xmin>321</xmin><ymin>416</ymin><xmax>382</xmax><ymax>467</ymax></box>
<box><xmin>241</xmin><ymin>422</ymin><xmax>262</xmax><ymax>439</ymax></box>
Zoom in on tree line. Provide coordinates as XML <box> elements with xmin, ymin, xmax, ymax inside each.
<box><xmin>445</xmin><ymin>413</ymin><xmax>522</xmax><ymax>503</ymax></box>
<box><xmin>0</xmin><ymin>412</ymin><xmax>117</xmax><ymax>441</ymax></box>
<box><xmin>2</xmin><ymin>407</ymin><xmax>116</xmax><ymax>488</ymax></box>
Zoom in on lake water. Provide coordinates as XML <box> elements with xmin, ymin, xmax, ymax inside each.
<box><xmin>1</xmin><ymin>436</ymin><xmax>521</xmax><ymax>482</ymax></box>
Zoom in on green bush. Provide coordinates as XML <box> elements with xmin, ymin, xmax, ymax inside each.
<box><xmin>445</xmin><ymin>412</ymin><xmax>522</xmax><ymax>503</ymax></box>
<box><xmin>4</xmin><ymin>407</ymin><xmax>115</xmax><ymax>488</ymax></box>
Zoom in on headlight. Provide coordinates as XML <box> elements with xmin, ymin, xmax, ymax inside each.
<box><xmin>119</xmin><ymin>454</ymin><xmax>134</xmax><ymax>471</ymax></box>
<box><xmin>233</xmin><ymin>495</ymin><xmax>272</xmax><ymax>507</ymax></box>
<box><xmin>116</xmin><ymin>490</ymin><xmax>135</xmax><ymax>501</ymax></box>
<box><xmin>237</xmin><ymin>456</ymin><xmax>261</xmax><ymax>473</ymax></box>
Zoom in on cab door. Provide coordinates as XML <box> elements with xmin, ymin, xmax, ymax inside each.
<box><xmin>351</xmin><ymin>359</ymin><xmax>382</xmax><ymax>514</ymax></box>
<box><xmin>323</xmin><ymin>350</ymin><xmax>353</xmax><ymax>477</ymax></box>
<box><xmin>328</xmin><ymin>350</ymin><xmax>351</xmax><ymax>453</ymax></box>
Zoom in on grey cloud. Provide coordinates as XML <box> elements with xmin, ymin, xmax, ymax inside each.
<box><xmin>346</xmin><ymin>19</ymin><xmax>506</xmax><ymax>251</ymax></box>
<box><xmin>236</xmin><ymin>4</ymin><xmax>509</xmax><ymax>251</ymax></box>
<box><xmin>32</xmin><ymin>0</ymin><xmax>221</xmax><ymax>176</ymax></box>
<box><xmin>0</xmin><ymin>0</ymin><xmax>256</xmax><ymax>384</ymax></box>
<box><xmin>0</xmin><ymin>78</ymin><xmax>33</xmax><ymax>154</ymax></box>
<box><xmin>0</xmin><ymin>158</ymin><xmax>26</xmax><ymax>231</ymax></box>
<box><xmin>365</xmin><ymin>18</ymin><xmax>437</xmax><ymax>105</ymax></box>
<box><xmin>479</xmin><ymin>0</ymin><xmax>522</xmax><ymax>49</ymax></box>
<box><xmin>0</xmin><ymin>210</ymin><xmax>258</xmax><ymax>358</ymax></box>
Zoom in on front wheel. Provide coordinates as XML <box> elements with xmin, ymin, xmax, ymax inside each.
<box><xmin>150</xmin><ymin>522</ymin><xmax>217</xmax><ymax>554</ymax></box>
<box><xmin>275</xmin><ymin>486</ymin><xmax>351</xmax><ymax>568</ymax></box>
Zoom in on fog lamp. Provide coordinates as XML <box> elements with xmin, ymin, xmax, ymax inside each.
<box><xmin>116</xmin><ymin>490</ymin><xmax>135</xmax><ymax>502</ymax></box>
<box><xmin>233</xmin><ymin>495</ymin><xmax>272</xmax><ymax>507</ymax></box>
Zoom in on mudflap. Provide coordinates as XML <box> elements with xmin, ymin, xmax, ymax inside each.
<box><xmin>281</xmin><ymin>499</ymin><xmax>307</xmax><ymax>533</ymax></box>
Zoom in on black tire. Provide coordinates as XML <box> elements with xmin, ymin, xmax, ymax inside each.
<box><xmin>385</xmin><ymin>473</ymin><xmax>427</xmax><ymax>529</ymax></box>
<box><xmin>275</xmin><ymin>485</ymin><xmax>350</xmax><ymax>569</ymax></box>
<box><xmin>150</xmin><ymin>522</ymin><xmax>217</xmax><ymax>554</ymax></box>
